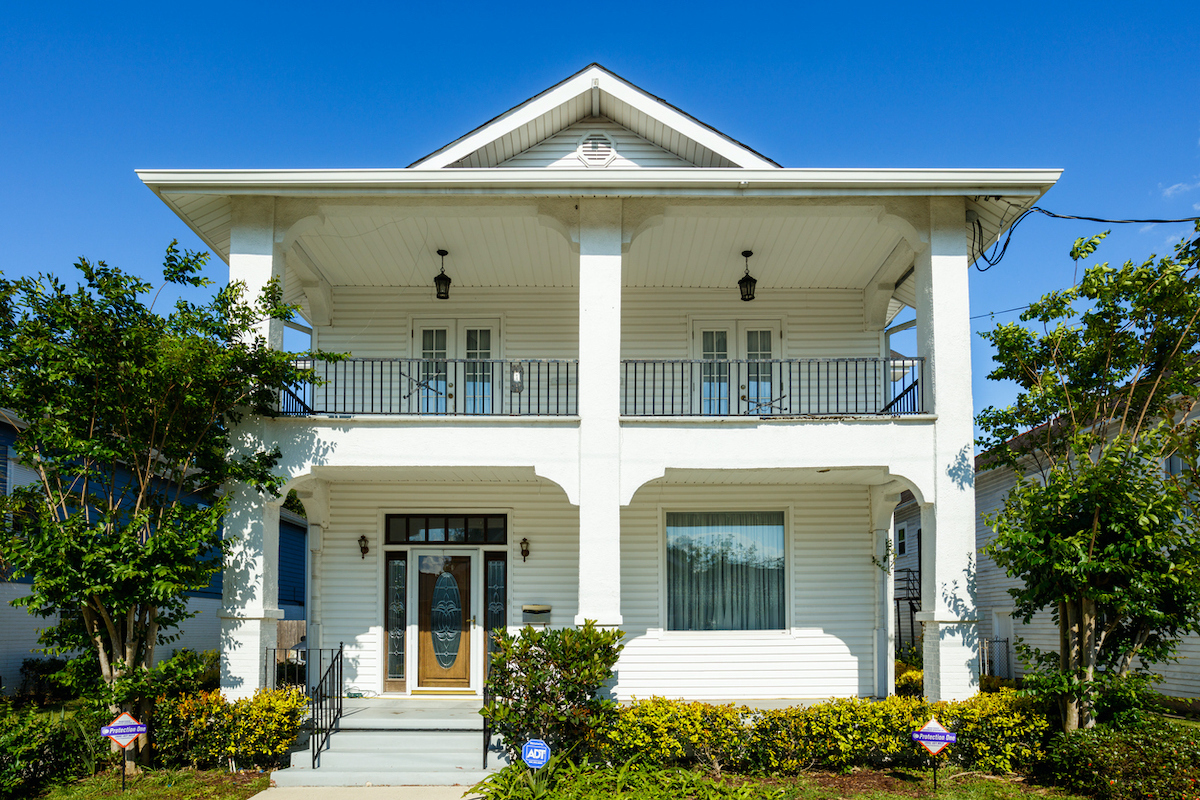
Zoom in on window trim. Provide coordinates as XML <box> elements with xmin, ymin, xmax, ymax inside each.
<box><xmin>896</xmin><ymin>524</ymin><xmax>907</xmax><ymax>556</ymax></box>
<box><xmin>656</xmin><ymin>503</ymin><xmax>793</xmax><ymax>634</ymax></box>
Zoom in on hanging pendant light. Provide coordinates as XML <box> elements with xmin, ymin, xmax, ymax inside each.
<box><xmin>434</xmin><ymin>248</ymin><xmax>452</xmax><ymax>299</ymax></box>
<box><xmin>738</xmin><ymin>250</ymin><xmax>757</xmax><ymax>301</ymax></box>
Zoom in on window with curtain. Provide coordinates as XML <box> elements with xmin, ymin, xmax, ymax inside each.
<box><xmin>665</xmin><ymin>511</ymin><xmax>786</xmax><ymax>631</ymax></box>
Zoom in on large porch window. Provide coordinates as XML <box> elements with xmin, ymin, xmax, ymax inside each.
<box><xmin>665</xmin><ymin>511</ymin><xmax>786</xmax><ymax>631</ymax></box>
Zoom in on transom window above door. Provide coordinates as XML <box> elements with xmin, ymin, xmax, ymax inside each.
<box><xmin>386</xmin><ymin>514</ymin><xmax>508</xmax><ymax>544</ymax></box>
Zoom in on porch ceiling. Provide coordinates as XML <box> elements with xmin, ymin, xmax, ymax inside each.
<box><xmin>655</xmin><ymin>466</ymin><xmax>898</xmax><ymax>486</ymax></box>
<box><xmin>277</xmin><ymin>201</ymin><xmax>911</xmax><ymax>303</ymax></box>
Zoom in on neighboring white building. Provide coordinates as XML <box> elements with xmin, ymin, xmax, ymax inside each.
<box><xmin>973</xmin><ymin>461</ymin><xmax>1200</xmax><ymax>698</ymax></box>
<box><xmin>140</xmin><ymin>64</ymin><xmax>1061</xmax><ymax>703</ymax></box>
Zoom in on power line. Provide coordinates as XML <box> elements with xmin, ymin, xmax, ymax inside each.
<box><xmin>971</xmin><ymin>205</ymin><xmax>1200</xmax><ymax>272</ymax></box>
<box><xmin>970</xmin><ymin>305</ymin><xmax>1030</xmax><ymax>320</ymax></box>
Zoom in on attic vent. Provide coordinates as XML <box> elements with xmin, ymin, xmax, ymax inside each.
<box><xmin>576</xmin><ymin>132</ymin><xmax>616</xmax><ymax>167</ymax></box>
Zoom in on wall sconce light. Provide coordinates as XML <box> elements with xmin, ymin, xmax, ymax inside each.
<box><xmin>358</xmin><ymin>535</ymin><xmax>369</xmax><ymax>559</ymax></box>
<box><xmin>519</xmin><ymin>538</ymin><xmax>530</xmax><ymax>562</ymax></box>
<box><xmin>434</xmin><ymin>248</ymin><xmax>452</xmax><ymax>300</ymax></box>
<box><xmin>738</xmin><ymin>250</ymin><xmax>757</xmax><ymax>302</ymax></box>
<box><xmin>509</xmin><ymin>362</ymin><xmax>525</xmax><ymax>393</ymax></box>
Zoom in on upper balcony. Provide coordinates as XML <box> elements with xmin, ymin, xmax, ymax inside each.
<box><xmin>279</xmin><ymin>355</ymin><xmax>923</xmax><ymax>418</ymax></box>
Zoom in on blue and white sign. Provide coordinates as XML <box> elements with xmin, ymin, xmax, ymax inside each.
<box><xmin>521</xmin><ymin>738</ymin><xmax>551</xmax><ymax>769</ymax></box>
<box><xmin>101</xmin><ymin>712</ymin><xmax>147</xmax><ymax>749</ymax></box>
<box><xmin>911</xmin><ymin>717</ymin><xmax>956</xmax><ymax>755</ymax></box>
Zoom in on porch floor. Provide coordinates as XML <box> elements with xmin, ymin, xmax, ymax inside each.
<box><xmin>337</xmin><ymin>699</ymin><xmax>484</xmax><ymax>731</ymax></box>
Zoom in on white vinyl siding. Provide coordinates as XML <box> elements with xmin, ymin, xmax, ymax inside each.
<box><xmin>498</xmin><ymin>119</ymin><xmax>697</xmax><ymax>169</ymax></box>
<box><xmin>973</xmin><ymin>465</ymin><xmax>1200</xmax><ymax>698</ymax></box>
<box><xmin>318</xmin><ymin>287</ymin><xmax>875</xmax><ymax>363</ymax></box>
<box><xmin>315</xmin><ymin>480</ymin><xmax>578</xmax><ymax>694</ymax></box>
<box><xmin>619</xmin><ymin>484</ymin><xmax>876</xmax><ymax>699</ymax></box>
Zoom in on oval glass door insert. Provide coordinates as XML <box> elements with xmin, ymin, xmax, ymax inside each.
<box><xmin>431</xmin><ymin>570</ymin><xmax>462</xmax><ymax>668</ymax></box>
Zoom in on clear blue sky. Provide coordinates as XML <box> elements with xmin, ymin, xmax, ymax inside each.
<box><xmin>2</xmin><ymin>1</ymin><xmax>1198</xmax><ymax>436</ymax></box>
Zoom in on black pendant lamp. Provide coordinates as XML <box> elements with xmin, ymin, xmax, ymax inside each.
<box><xmin>738</xmin><ymin>249</ymin><xmax>757</xmax><ymax>301</ymax></box>
<box><xmin>434</xmin><ymin>249</ymin><xmax>452</xmax><ymax>299</ymax></box>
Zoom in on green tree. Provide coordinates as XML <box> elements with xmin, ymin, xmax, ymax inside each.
<box><xmin>977</xmin><ymin>223</ymin><xmax>1200</xmax><ymax>732</ymax></box>
<box><xmin>0</xmin><ymin>243</ymin><xmax>323</xmax><ymax>763</ymax></box>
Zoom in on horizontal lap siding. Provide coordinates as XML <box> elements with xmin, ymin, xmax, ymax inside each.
<box><xmin>975</xmin><ymin>467</ymin><xmax>1200</xmax><ymax>698</ymax></box>
<box><xmin>622</xmin><ymin>290</ymin><xmax>883</xmax><ymax>415</ymax></box>
<box><xmin>618</xmin><ymin>484</ymin><xmax>875</xmax><ymax>699</ymax></box>
<box><xmin>318</xmin><ymin>481</ymin><xmax>578</xmax><ymax>693</ymax></box>
<box><xmin>318</xmin><ymin>288</ymin><xmax>580</xmax><ymax>360</ymax></box>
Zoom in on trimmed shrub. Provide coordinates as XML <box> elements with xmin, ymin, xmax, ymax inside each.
<box><xmin>230</xmin><ymin>687</ymin><xmax>308</xmax><ymax>768</ymax></box>
<box><xmin>979</xmin><ymin>675</ymin><xmax>1019</xmax><ymax>693</ymax></box>
<box><xmin>153</xmin><ymin>690</ymin><xmax>235</xmax><ymax>769</ymax></box>
<box><xmin>1044</xmin><ymin>718</ymin><xmax>1200</xmax><ymax>800</ymax></box>
<box><xmin>153</xmin><ymin>686</ymin><xmax>306</xmax><ymax>770</ymax></box>
<box><xmin>0</xmin><ymin>709</ymin><xmax>88</xmax><ymax>798</ymax></box>
<box><xmin>601</xmin><ymin>698</ymin><xmax>753</xmax><ymax>773</ymax></box>
<box><xmin>482</xmin><ymin>621</ymin><xmax>624</xmax><ymax>761</ymax></box>
<box><xmin>600</xmin><ymin>690</ymin><xmax>1048</xmax><ymax>776</ymax></box>
<box><xmin>895</xmin><ymin>669</ymin><xmax>923</xmax><ymax>696</ymax></box>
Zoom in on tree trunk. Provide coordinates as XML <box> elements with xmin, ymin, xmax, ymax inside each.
<box><xmin>1061</xmin><ymin>599</ymin><xmax>1080</xmax><ymax>732</ymax></box>
<box><xmin>1080</xmin><ymin>597</ymin><xmax>1097</xmax><ymax>729</ymax></box>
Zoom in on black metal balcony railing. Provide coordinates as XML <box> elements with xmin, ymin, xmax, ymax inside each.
<box><xmin>282</xmin><ymin>358</ymin><xmax>578</xmax><ymax>416</ymax></box>
<box><xmin>280</xmin><ymin>356</ymin><xmax>924</xmax><ymax>417</ymax></box>
<box><xmin>621</xmin><ymin>357</ymin><xmax>925</xmax><ymax>416</ymax></box>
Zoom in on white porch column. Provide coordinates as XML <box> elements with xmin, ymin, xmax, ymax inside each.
<box><xmin>220</xmin><ymin>482</ymin><xmax>284</xmax><ymax>699</ymax></box>
<box><xmin>914</xmin><ymin>196</ymin><xmax>979</xmax><ymax>701</ymax></box>
<box><xmin>870</xmin><ymin>486</ymin><xmax>901</xmax><ymax>697</ymax></box>
<box><xmin>575</xmin><ymin>198</ymin><xmax>623</xmax><ymax>627</ymax></box>
<box><xmin>220</xmin><ymin>197</ymin><xmax>285</xmax><ymax>698</ymax></box>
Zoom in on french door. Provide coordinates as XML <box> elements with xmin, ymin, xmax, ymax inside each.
<box><xmin>693</xmin><ymin>321</ymin><xmax>782</xmax><ymax>415</ymax></box>
<box><xmin>415</xmin><ymin>321</ymin><xmax>498</xmax><ymax>414</ymax></box>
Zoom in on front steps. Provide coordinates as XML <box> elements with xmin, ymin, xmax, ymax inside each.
<box><xmin>272</xmin><ymin>699</ymin><xmax>509</xmax><ymax>787</ymax></box>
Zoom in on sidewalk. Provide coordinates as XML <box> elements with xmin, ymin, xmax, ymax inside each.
<box><xmin>252</xmin><ymin>787</ymin><xmax>483</xmax><ymax>800</ymax></box>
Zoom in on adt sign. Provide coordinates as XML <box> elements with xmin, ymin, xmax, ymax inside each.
<box><xmin>522</xmin><ymin>738</ymin><xmax>551</xmax><ymax>769</ymax></box>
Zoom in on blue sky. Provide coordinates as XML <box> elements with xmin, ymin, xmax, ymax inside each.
<box><xmin>2</xmin><ymin>1</ymin><xmax>1198</xmax><ymax>434</ymax></box>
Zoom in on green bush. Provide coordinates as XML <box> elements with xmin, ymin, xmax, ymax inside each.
<box><xmin>0</xmin><ymin>708</ymin><xmax>89</xmax><ymax>798</ymax></box>
<box><xmin>979</xmin><ymin>675</ymin><xmax>1019</xmax><ymax>693</ymax></box>
<box><xmin>482</xmin><ymin>621</ymin><xmax>624</xmax><ymax>761</ymax></box>
<box><xmin>1044</xmin><ymin>718</ymin><xmax>1200</xmax><ymax>800</ymax></box>
<box><xmin>600</xmin><ymin>698</ymin><xmax>753</xmax><ymax>773</ymax></box>
<box><xmin>17</xmin><ymin>657</ymin><xmax>70</xmax><ymax>707</ymax></box>
<box><xmin>599</xmin><ymin>690</ymin><xmax>1048</xmax><ymax>776</ymax></box>
<box><xmin>152</xmin><ymin>686</ymin><xmax>306</xmax><ymax>770</ymax></box>
<box><xmin>895</xmin><ymin>669</ymin><xmax>923</xmax><ymax>696</ymax></box>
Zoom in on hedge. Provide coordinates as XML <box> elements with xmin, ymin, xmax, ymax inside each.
<box><xmin>153</xmin><ymin>686</ymin><xmax>307</xmax><ymax>770</ymax></box>
<box><xmin>597</xmin><ymin>690</ymin><xmax>1048</xmax><ymax>775</ymax></box>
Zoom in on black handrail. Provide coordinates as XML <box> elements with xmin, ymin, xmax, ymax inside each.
<box><xmin>282</xmin><ymin>358</ymin><xmax>578</xmax><ymax>417</ymax></box>
<box><xmin>620</xmin><ymin>357</ymin><xmax>926</xmax><ymax>416</ymax></box>
<box><xmin>482</xmin><ymin>680</ymin><xmax>491</xmax><ymax>769</ymax></box>
<box><xmin>310</xmin><ymin>642</ymin><xmax>344</xmax><ymax>769</ymax></box>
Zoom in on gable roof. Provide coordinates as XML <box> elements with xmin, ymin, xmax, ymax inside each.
<box><xmin>408</xmin><ymin>63</ymin><xmax>781</xmax><ymax>170</ymax></box>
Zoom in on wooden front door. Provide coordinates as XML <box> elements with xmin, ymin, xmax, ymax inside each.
<box><xmin>417</xmin><ymin>554</ymin><xmax>471</xmax><ymax>688</ymax></box>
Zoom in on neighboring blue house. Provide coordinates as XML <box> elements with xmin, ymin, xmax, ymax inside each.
<box><xmin>0</xmin><ymin>417</ymin><xmax>308</xmax><ymax>692</ymax></box>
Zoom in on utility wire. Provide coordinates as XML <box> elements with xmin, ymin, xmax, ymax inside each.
<box><xmin>970</xmin><ymin>305</ymin><xmax>1030</xmax><ymax>320</ymax></box>
<box><xmin>971</xmin><ymin>205</ymin><xmax>1200</xmax><ymax>271</ymax></box>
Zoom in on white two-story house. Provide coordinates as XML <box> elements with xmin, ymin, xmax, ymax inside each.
<box><xmin>139</xmin><ymin>64</ymin><xmax>1059</xmax><ymax>705</ymax></box>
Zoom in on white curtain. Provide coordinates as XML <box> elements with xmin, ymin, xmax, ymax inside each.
<box><xmin>666</xmin><ymin>511</ymin><xmax>786</xmax><ymax>630</ymax></box>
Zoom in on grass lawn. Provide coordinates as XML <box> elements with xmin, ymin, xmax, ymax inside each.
<box><xmin>37</xmin><ymin>769</ymin><xmax>270</xmax><ymax>800</ymax></box>
<box><xmin>766</xmin><ymin>770</ymin><xmax>1086</xmax><ymax>799</ymax></box>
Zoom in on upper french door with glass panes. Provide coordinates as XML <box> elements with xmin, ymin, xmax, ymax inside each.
<box><xmin>692</xmin><ymin>321</ymin><xmax>782</xmax><ymax>415</ymax></box>
<box><xmin>414</xmin><ymin>320</ymin><xmax>499</xmax><ymax>415</ymax></box>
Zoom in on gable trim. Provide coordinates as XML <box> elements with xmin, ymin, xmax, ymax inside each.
<box><xmin>408</xmin><ymin>64</ymin><xmax>779</xmax><ymax>170</ymax></box>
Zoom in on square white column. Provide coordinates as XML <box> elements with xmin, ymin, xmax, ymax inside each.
<box><xmin>914</xmin><ymin>196</ymin><xmax>979</xmax><ymax>701</ymax></box>
<box><xmin>575</xmin><ymin>197</ymin><xmax>623</xmax><ymax>627</ymax></box>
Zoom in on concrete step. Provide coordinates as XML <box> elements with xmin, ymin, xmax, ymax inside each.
<box><xmin>272</xmin><ymin>768</ymin><xmax>496</xmax><ymax>787</ymax></box>
<box><xmin>321</xmin><ymin>729</ymin><xmax>486</xmax><ymax>752</ymax></box>
<box><xmin>289</xmin><ymin>729</ymin><xmax>509</xmax><ymax>771</ymax></box>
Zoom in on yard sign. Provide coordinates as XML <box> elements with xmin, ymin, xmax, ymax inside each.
<box><xmin>100</xmin><ymin>712</ymin><xmax>146</xmax><ymax>749</ymax></box>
